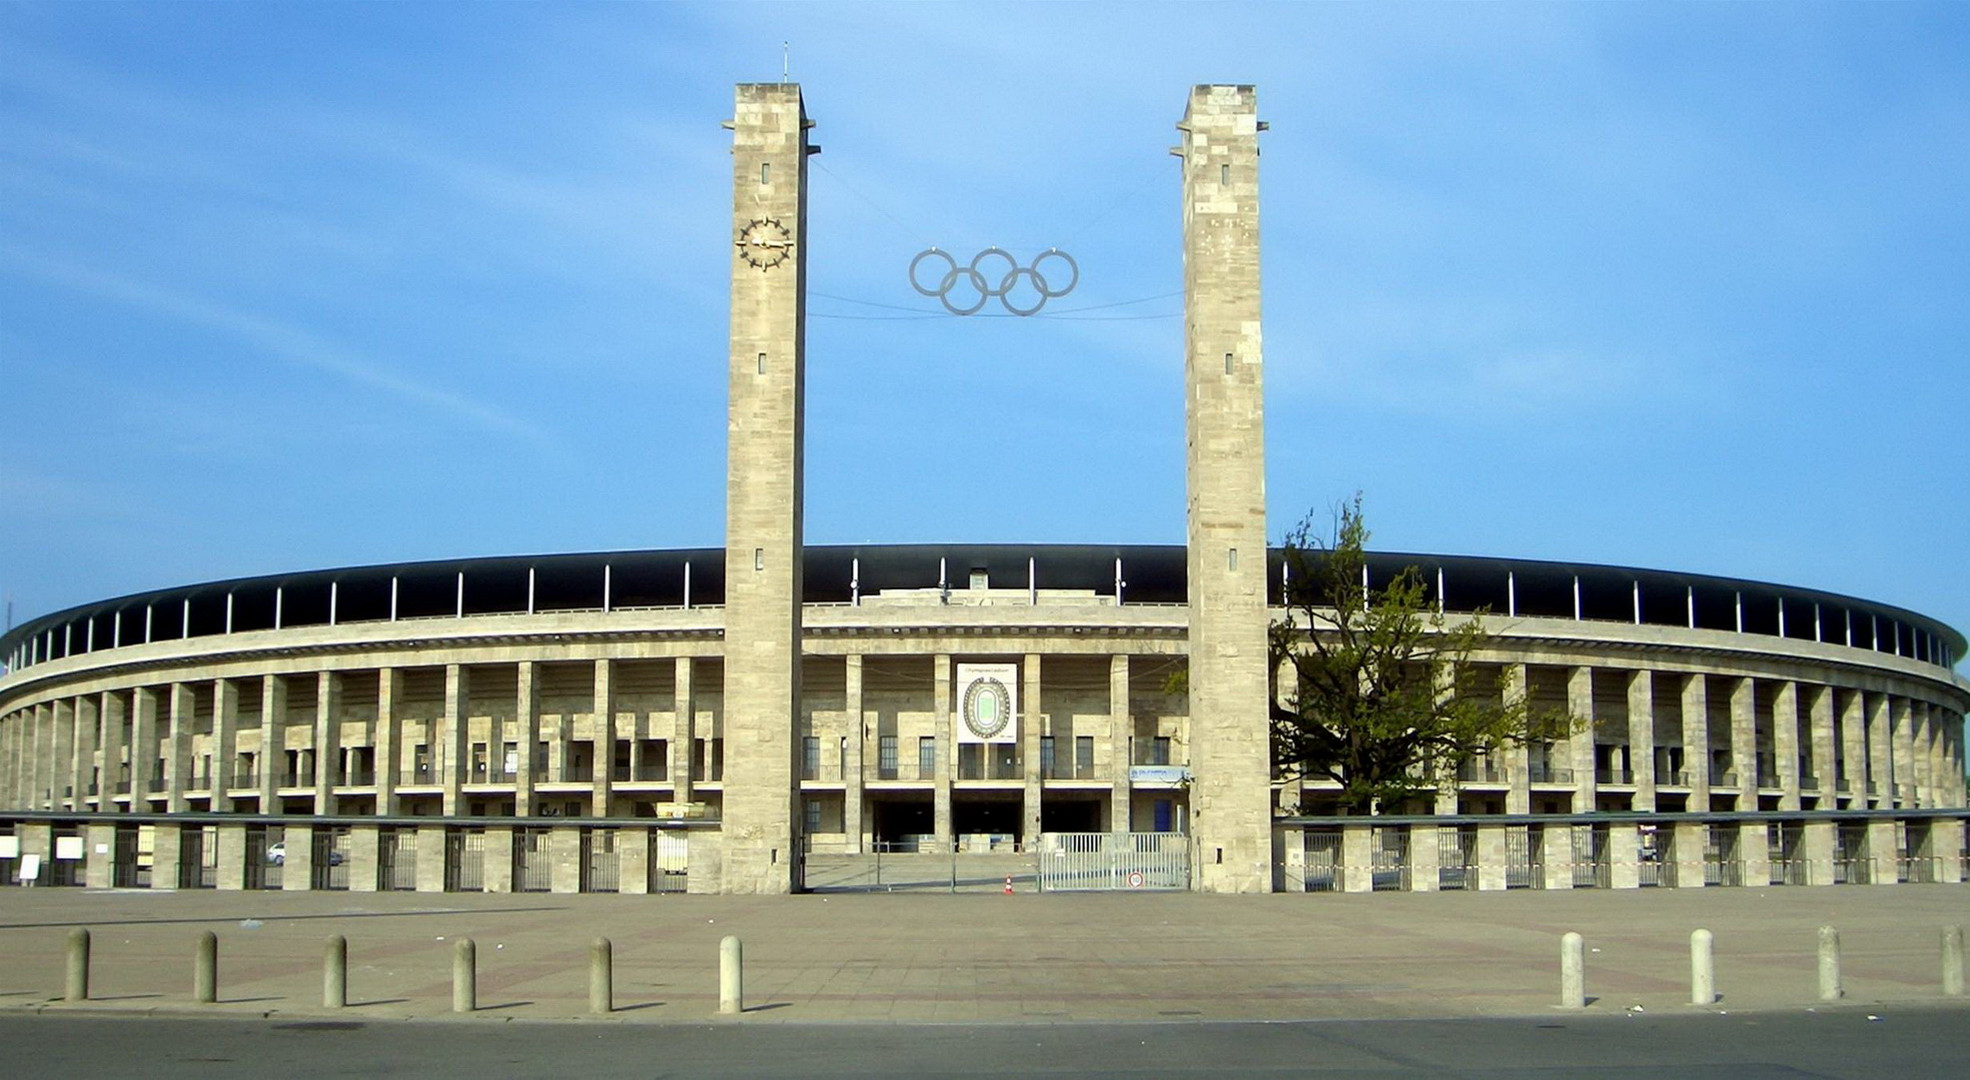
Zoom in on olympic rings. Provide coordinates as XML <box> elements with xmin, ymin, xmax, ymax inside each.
<box><xmin>908</xmin><ymin>247</ymin><xmax>1079</xmax><ymax>316</ymax></box>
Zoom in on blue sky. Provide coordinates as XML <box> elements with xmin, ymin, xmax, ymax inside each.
<box><xmin>2</xmin><ymin>2</ymin><xmax>1966</xmax><ymax>664</ymax></box>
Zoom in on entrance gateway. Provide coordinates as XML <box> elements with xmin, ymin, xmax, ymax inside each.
<box><xmin>726</xmin><ymin>83</ymin><xmax>1273</xmax><ymax>893</ymax></box>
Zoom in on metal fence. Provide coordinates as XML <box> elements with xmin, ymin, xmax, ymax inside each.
<box><xmin>1705</xmin><ymin>825</ymin><xmax>1741</xmax><ymax>887</ymax></box>
<box><xmin>1833</xmin><ymin>823</ymin><xmax>1869</xmax><ymax>885</ymax></box>
<box><xmin>1036</xmin><ymin>832</ymin><xmax>1188</xmax><ymax>891</ymax></box>
<box><xmin>1439</xmin><ymin>826</ymin><xmax>1475</xmax><ymax>890</ymax></box>
<box><xmin>1370</xmin><ymin>827</ymin><xmax>1407</xmax><ymax>892</ymax></box>
<box><xmin>1504</xmin><ymin>825</ymin><xmax>1543</xmax><ymax>889</ymax></box>
<box><xmin>445</xmin><ymin>828</ymin><xmax>484</xmax><ymax>892</ymax></box>
<box><xmin>514</xmin><ymin>828</ymin><xmax>552</xmax><ymax>892</ymax></box>
<box><xmin>245</xmin><ymin>825</ymin><xmax>281</xmax><ymax>890</ymax></box>
<box><xmin>379</xmin><ymin>828</ymin><xmax>418</xmax><ymax>891</ymax></box>
<box><xmin>312</xmin><ymin>828</ymin><xmax>351</xmax><ymax>890</ymax></box>
<box><xmin>179</xmin><ymin>825</ymin><xmax>216</xmax><ymax>889</ymax></box>
<box><xmin>584</xmin><ymin>828</ymin><xmax>619</xmax><ymax>893</ymax></box>
<box><xmin>1304</xmin><ymin>828</ymin><xmax>1341</xmax><ymax>893</ymax></box>
<box><xmin>1572</xmin><ymin>825</ymin><xmax>1610</xmax><ymax>889</ymax></box>
<box><xmin>1770</xmin><ymin>823</ymin><xmax>1806</xmax><ymax>886</ymax></box>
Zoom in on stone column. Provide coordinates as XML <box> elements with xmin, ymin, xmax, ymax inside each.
<box><xmin>1935</xmin><ymin>818</ymin><xmax>1965</xmax><ymax>884</ymax></box>
<box><xmin>1773</xmin><ymin>681</ymin><xmax>1800</xmax><ymax>810</ymax></box>
<box><xmin>259</xmin><ymin>675</ymin><xmax>284</xmax><ymax>811</ymax></box>
<box><xmin>1541</xmin><ymin>821</ymin><xmax>1574</xmax><ymax>890</ymax></box>
<box><xmin>349</xmin><ymin>825</ymin><xmax>381</xmax><ymax>892</ymax></box>
<box><xmin>1866</xmin><ymin>818</ymin><xmax>1897</xmax><ymax>884</ymax></box>
<box><xmin>1110</xmin><ymin>654</ymin><xmax>1132</xmax><ymax>830</ymax></box>
<box><xmin>216</xmin><ymin>823</ymin><xmax>248</xmax><ymax>891</ymax></box>
<box><xmin>591</xmin><ymin>659</ymin><xmax>614</xmax><ymax>817</ymax></box>
<box><xmin>619</xmin><ymin>826</ymin><xmax>650</xmax><ymax>894</ymax></box>
<box><xmin>85</xmin><ymin>821</ymin><xmax>116</xmax><ymax>889</ymax></box>
<box><xmin>283</xmin><ymin>823</ymin><xmax>315</xmax><ymax>891</ymax></box>
<box><xmin>415</xmin><ymin>825</ymin><xmax>447</xmax><ymax>893</ymax></box>
<box><xmin>166</xmin><ymin>683</ymin><xmax>194</xmax><ymax>813</ymax></box>
<box><xmin>1476</xmin><ymin>822</ymin><xmax>1508</xmax><ymax>891</ymax></box>
<box><xmin>1801</xmin><ymin>820</ymin><xmax>1835</xmax><ymax>886</ymax></box>
<box><xmin>0</xmin><ymin>713</ymin><xmax>15</xmax><ymax>808</ymax></box>
<box><xmin>131</xmin><ymin>686</ymin><xmax>159</xmax><ymax>808</ymax></box>
<box><xmin>1807</xmin><ymin>685</ymin><xmax>1835</xmax><ymax>802</ymax></box>
<box><xmin>933</xmin><ymin>653</ymin><xmax>952</xmax><ymax>843</ymax></box>
<box><xmin>674</xmin><ymin>656</ymin><xmax>696</xmax><ymax>804</ymax></box>
<box><xmin>1503</xmin><ymin>664</ymin><xmax>1531</xmax><ymax>814</ymax></box>
<box><xmin>718</xmin><ymin>82</ymin><xmax>812</xmax><ymax>894</ymax></box>
<box><xmin>1340</xmin><ymin>823</ymin><xmax>1373</xmax><ymax>893</ymax></box>
<box><xmin>515</xmin><ymin>661</ymin><xmax>538</xmax><ymax>817</ymax></box>
<box><xmin>1839</xmin><ymin>689</ymin><xmax>1866</xmax><ymax>805</ymax></box>
<box><xmin>1738</xmin><ymin>821</ymin><xmax>1771</xmax><ymax>885</ymax></box>
<box><xmin>376</xmin><ymin>669</ymin><xmax>402</xmax><ymax>815</ymax></box>
<box><xmin>1673</xmin><ymin>822</ymin><xmax>1706</xmax><ymax>889</ymax></box>
<box><xmin>549</xmin><ymin>827</ymin><xmax>583</xmax><ymax>893</ymax></box>
<box><xmin>101</xmin><ymin>692</ymin><xmax>127</xmax><ymax>811</ymax></box>
<box><xmin>1681</xmin><ymin>674</ymin><xmax>1711</xmax><ymax>808</ymax></box>
<box><xmin>314</xmin><ymin>672</ymin><xmax>341</xmax><ymax>815</ymax></box>
<box><xmin>1608</xmin><ymin>821</ymin><xmax>1641</xmax><ymax>889</ymax></box>
<box><xmin>1408</xmin><ymin>823</ymin><xmax>1439</xmax><ymax>892</ymax></box>
<box><xmin>1178</xmin><ymin>84</ymin><xmax>1272</xmax><ymax>893</ymax></box>
<box><xmin>73</xmin><ymin>695</ymin><xmax>98</xmax><ymax>809</ymax></box>
<box><xmin>1867</xmin><ymin>692</ymin><xmax>1892</xmax><ymax>808</ymax></box>
<box><xmin>1912</xmin><ymin>702</ymin><xmax>1934</xmax><ymax>808</ymax></box>
<box><xmin>1628</xmin><ymin>670</ymin><xmax>1656</xmax><ymax>812</ymax></box>
<box><xmin>1022</xmin><ymin>653</ymin><xmax>1043</xmax><ymax>844</ymax></box>
<box><xmin>483</xmin><ymin>827</ymin><xmax>515</xmax><ymax>893</ymax></box>
<box><xmin>442</xmin><ymin>665</ymin><xmax>467</xmax><ymax>816</ymax></box>
<box><xmin>842</xmin><ymin>654</ymin><xmax>864</xmax><ymax>853</ymax></box>
<box><xmin>1891</xmin><ymin>697</ymin><xmax>1916</xmax><ymax>808</ymax></box>
<box><xmin>1729</xmin><ymin>678</ymin><xmax>1756</xmax><ymax>803</ymax></box>
<box><xmin>1568</xmin><ymin>667</ymin><xmax>1596</xmax><ymax>810</ymax></box>
<box><xmin>212</xmin><ymin>679</ymin><xmax>237</xmax><ymax>812</ymax></box>
<box><xmin>51</xmin><ymin>699</ymin><xmax>75</xmax><ymax>809</ymax></box>
<box><xmin>149</xmin><ymin>823</ymin><xmax>182</xmax><ymax>890</ymax></box>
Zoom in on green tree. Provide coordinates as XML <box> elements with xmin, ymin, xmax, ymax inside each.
<box><xmin>1269</xmin><ymin>496</ymin><xmax>1571</xmax><ymax>814</ymax></box>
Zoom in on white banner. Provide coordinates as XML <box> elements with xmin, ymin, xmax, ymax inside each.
<box><xmin>955</xmin><ymin>663</ymin><xmax>1019</xmax><ymax>744</ymax></box>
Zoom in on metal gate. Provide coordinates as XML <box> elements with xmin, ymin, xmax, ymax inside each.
<box><xmin>446</xmin><ymin>828</ymin><xmax>484</xmax><ymax>892</ymax></box>
<box><xmin>379</xmin><ymin>828</ymin><xmax>418</xmax><ymax>891</ymax></box>
<box><xmin>584</xmin><ymin>829</ymin><xmax>619</xmax><ymax>893</ymax></box>
<box><xmin>312</xmin><ymin>828</ymin><xmax>351</xmax><ymax>890</ymax></box>
<box><xmin>1705</xmin><ymin>825</ymin><xmax>1740</xmax><ymax>886</ymax></box>
<box><xmin>1439</xmin><ymin>826</ymin><xmax>1476</xmax><ymax>890</ymax></box>
<box><xmin>113</xmin><ymin>825</ymin><xmax>144</xmax><ymax>888</ymax></box>
<box><xmin>179</xmin><ymin>826</ymin><xmax>217</xmax><ymax>889</ymax></box>
<box><xmin>514</xmin><ymin>828</ymin><xmax>552</xmax><ymax>892</ymax></box>
<box><xmin>649</xmin><ymin>830</ymin><xmax>688</xmax><ymax>893</ymax></box>
<box><xmin>245</xmin><ymin>826</ymin><xmax>282</xmax><ymax>890</ymax></box>
<box><xmin>1504</xmin><ymin>825</ymin><xmax>1543</xmax><ymax>889</ymax></box>
<box><xmin>1035</xmin><ymin>832</ymin><xmax>1188</xmax><ymax>891</ymax></box>
<box><xmin>1573</xmin><ymin>824</ymin><xmax>1610</xmax><ymax>889</ymax></box>
<box><xmin>1303</xmin><ymin>828</ymin><xmax>1341</xmax><ymax>892</ymax></box>
<box><xmin>1769</xmin><ymin>822</ymin><xmax>1805</xmax><ymax>885</ymax></box>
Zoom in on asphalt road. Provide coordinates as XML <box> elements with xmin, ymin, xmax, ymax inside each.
<box><xmin>3</xmin><ymin>1007</ymin><xmax>1964</xmax><ymax>1079</ymax></box>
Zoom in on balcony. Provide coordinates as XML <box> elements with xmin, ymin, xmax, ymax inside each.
<box><xmin>1455</xmin><ymin>760</ymin><xmax>1507</xmax><ymax>784</ymax></box>
<box><xmin>1595</xmin><ymin>767</ymin><xmax>1634</xmax><ymax>785</ymax></box>
<box><xmin>1526</xmin><ymin>764</ymin><xmax>1572</xmax><ymax>785</ymax></box>
<box><xmin>1709</xmin><ymin>766</ymin><xmax>1738</xmax><ymax>787</ymax></box>
<box><xmin>1659</xmin><ymin>770</ymin><xmax>1693</xmax><ymax>788</ymax></box>
<box><xmin>1041</xmin><ymin>761</ymin><xmax>1102</xmax><ymax>781</ymax></box>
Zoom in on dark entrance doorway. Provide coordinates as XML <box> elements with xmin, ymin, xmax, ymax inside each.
<box><xmin>1041</xmin><ymin>798</ymin><xmax>1100</xmax><ymax>833</ymax></box>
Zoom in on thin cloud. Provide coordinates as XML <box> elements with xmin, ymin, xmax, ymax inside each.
<box><xmin>0</xmin><ymin>251</ymin><xmax>553</xmax><ymax>445</ymax></box>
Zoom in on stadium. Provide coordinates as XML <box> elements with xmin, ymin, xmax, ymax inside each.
<box><xmin>1</xmin><ymin>85</ymin><xmax>1964</xmax><ymax>895</ymax></box>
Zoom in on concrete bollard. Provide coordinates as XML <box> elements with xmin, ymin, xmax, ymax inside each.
<box><xmin>1559</xmin><ymin>931</ymin><xmax>1585</xmax><ymax>1009</ymax></box>
<box><xmin>65</xmin><ymin>928</ymin><xmax>90</xmax><ymax>1002</ymax></box>
<box><xmin>719</xmin><ymin>935</ymin><xmax>743</xmax><ymax>1015</ymax></box>
<box><xmin>194</xmin><ymin>931</ymin><xmax>218</xmax><ymax>1005</ymax></box>
<box><xmin>1944</xmin><ymin>926</ymin><xmax>1964</xmax><ymax>997</ymax></box>
<box><xmin>323</xmin><ymin>935</ymin><xmax>347</xmax><ymax>1008</ymax></box>
<box><xmin>1817</xmin><ymin>926</ymin><xmax>1842</xmax><ymax>1001</ymax></box>
<box><xmin>1690</xmin><ymin>929</ymin><xmax>1715</xmax><ymax>1005</ymax></box>
<box><xmin>590</xmin><ymin>937</ymin><xmax>613</xmax><ymax>1015</ymax></box>
<box><xmin>453</xmin><ymin>937</ymin><xmax>476</xmax><ymax>1013</ymax></box>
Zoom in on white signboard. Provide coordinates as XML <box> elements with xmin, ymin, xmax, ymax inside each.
<box><xmin>55</xmin><ymin>836</ymin><xmax>85</xmax><ymax>861</ymax></box>
<box><xmin>15</xmin><ymin>853</ymin><xmax>40</xmax><ymax>884</ymax></box>
<box><xmin>954</xmin><ymin>663</ymin><xmax>1019</xmax><ymax>744</ymax></box>
<box><xmin>0</xmin><ymin>836</ymin><xmax>17</xmax><ymax>859</ymax></box>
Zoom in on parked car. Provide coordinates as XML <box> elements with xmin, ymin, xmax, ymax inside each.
<box><xmin>265</xmin><ymin>841</ymin><xmax>343</xmax><ymax>867</ymax></box>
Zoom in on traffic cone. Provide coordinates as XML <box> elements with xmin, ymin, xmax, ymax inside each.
<box><xmin>1003</xmin><ymin>875</ymin><xmax>1014</xmax><ymax>895</ymax></box>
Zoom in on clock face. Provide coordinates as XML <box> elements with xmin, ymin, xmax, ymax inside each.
<box><xmin>736</xmin><ymin>218</ymin><xmax>793</xmax><ymax>269</ymax></box>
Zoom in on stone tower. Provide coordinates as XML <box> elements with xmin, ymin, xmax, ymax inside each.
<box><xmin>721</xmin><ymin>83</ymin><xmax>811</xmax><ymax>894</ymax></box>
<box><xmin>1178</xmin><ymin>85</ymin><xmax>1273</xmax><ymax>893</ymax></box>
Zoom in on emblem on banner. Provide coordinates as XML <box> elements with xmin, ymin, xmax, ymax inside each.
<box><xmin>955</xmin><ymin>663</ymin><xmax>1019</xmax><ymax>743</ymax></box>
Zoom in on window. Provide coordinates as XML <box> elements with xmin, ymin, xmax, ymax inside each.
<box><xmin>878</xmin><ymin>736</ymin><xmax>898</xmax><ymax>780</ymax></box>
<box><xmin>804</xmin><ymin>798</ymin><xmax>822</xmax><ymax>833</ymax></box>
<box><xmin>1039</xmin><ymin>736</ymin><xmax>1056</xmax><ymax>778</ymax></box>
<box><xmin>1075</xmin><ymin>735</ymin><xmax>1094</xmax><ymax>776</ymax></box>
<box><xmin>969</xmin><ymin>568</ymin><xmax>989</xmax><ymax>590</ymax></box>
<box><xmin>918</xmin><ymin>736</ymin><xmax>936</xmax><ymax>779</ymax></box>
<box><xmin>802</xmin><ymin>736</ymin><xmax>820</xmax><ymax>780</ymax></box>
<box><xmin>1149</xmin><ymin>736</ymin><xmax>1171</xmax><ymax>767</ymax></box>
<box><xmin>761</xmin><ymin>161</ymin><xmax>771</xmax><ymax>185</ymax></box>
<box><xmin>1153</xmin><ymin>798</ymin><xmax>1175</xmax><ymax>833</ymax></box>
<box><xmin>413</xmin><ymin>744</ymin><xmax>430</xmax><ymax>779</ymax></box>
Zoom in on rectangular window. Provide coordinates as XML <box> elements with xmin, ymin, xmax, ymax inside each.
<box><xmin>414</xmin><ymin>744</ymin><xmax>430</xmax><ymax>779</ymax></box>
<box><xmin>878</xmin><ymin>735</ymin><xmax>898</xmax><ymax>779</ymax></box>
<box><xmin>1228</xmin><ymin>548</ymin><xmax>1238</xmax><ymax>571</ymax></box>
<box><xmin>1224</xmin><ymin>352</ymin><xmax>1234</xmax><ymax>375</ymax></box>
<box><xmin>757</xmin><ymin>352</ymin><xmax>766</xmax><ymax>375</ymax></box>
<box><xmin>1150</xmin><ymin>736</ymin><xmax>1171</xmax><ymax>767</ymax></box>
<box><xmin>1075</xmin><ymin>735</ymin><xmax>1094</xmax><ymax>775</ymax></box>
<box><xmin>918</xmin><ymin>735</ymin><xmax>936</xmax><ymax>779</ymax></box>
<box><xmin>754</xmin><ymin>548</ymin><xmax>764</xmax><ymax>572</ymax></box>
<box><xmin>471</xmin><ymin>743</ymin><xmax>488</xmax><ymax>781</ymax></box>
<box><xmin>968</xmin><ymin>568</ymin><xmax>988</xmax><ymax>590</ymax></box>
<box><xmin>1039</xmin><ymin>736</ymin><xmax>1056</xmax><ymax>778</ymax></box>
<box><xmin>802</xmin><ymin>736</ymin><xmax>820</xmax><ymax>780</ymax></box>
<box><xmin>1220</xmin><ymin>163</ymin><xmax>1230</xmax><ymax>184</ymax></box>
<box><xmin>614</xmin><ymin>739</ymin><xmax>632</xmax><ymax>781</ymax></box>
<box><xmin>1153</xmin><ymin>798</ymin><xmax>1174</xmax><ymax>833</ymax></box>
<box><xmin>804</xmin><ymin>798</ymin><xmax>822</xmax><ymax>833</ymax></box>
<box><xmin>761</xmin><ymin>161</ymin><xmax>771</xmax><ymax>185</ymax></box>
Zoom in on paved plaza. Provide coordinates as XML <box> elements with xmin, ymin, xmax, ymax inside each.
<box><xmin>1</xmin><ymin>884</ymin><xmax>1965</xmax><ymax>1024</ymax></box>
